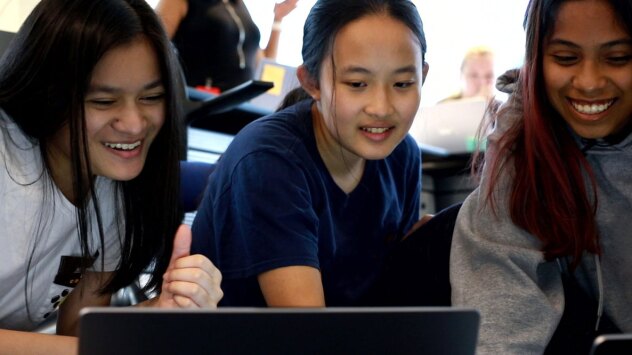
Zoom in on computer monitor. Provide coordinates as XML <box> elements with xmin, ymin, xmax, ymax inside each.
<box><xmin>410</xmin><ymin>98</ymin><xmax>491</xmax><ymax>155</ymax></box>
<box><xmin>590</xmin><ymin>334</ymin><xmax>632</xmax><ymax>355</ymax></box>
<box><xmin>249</xmin><ymin>58</ymin><xmax>300</xmax><ymax>112</ymax></box>
<box><xmin>79</xmin><ymin>307</ymin><xmax>480</xmax><ymax>355</ymax></box>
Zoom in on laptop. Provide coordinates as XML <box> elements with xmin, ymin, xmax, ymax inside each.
<box><xmin>78</xmin><ymin>307</ymin><xmax>479</xmax><ymax>355</ymax></box>
<box><xmin>409</xmin><ymin>98</ymin><xmax>491</xmax><ymax>155</ymax></box>
<box><xmin>249</xmin><ymin>58</ymin><xmax>300</xmax><ymax>112</ymax></box>
<box><xmin>590</xmin><ymin>334</ymin><xmax>632</xmax><ymax>355</ymax></box>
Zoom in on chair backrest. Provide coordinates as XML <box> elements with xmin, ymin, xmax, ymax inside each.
<box><xmin>180</xmin><ymin>161</ymin><xmax>216</xmax><ymax>212</ymax></box>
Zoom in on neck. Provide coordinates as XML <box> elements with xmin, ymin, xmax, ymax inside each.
<box><xmin>45</xmin><ymin>142</ymin><xmax>89</xmax><ymax>206</ymax></box>
<box><xmin>311</xmin><ymin>103</ymin><xmax>365</xmax><ymax>194</ymax></box>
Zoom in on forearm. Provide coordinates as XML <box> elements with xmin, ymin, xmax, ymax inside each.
<box><xmin>258</xmin><ymin>265</ymin><xmax>326</xmax><ymax>307</ymax></box>
<box><xmin>263</xmin><ymin>28</ymin><xmax>281</xmax><ymax>59</ymax></box>
<box><xmin>0</xmin><ymin>329</ymin><xmax>77</xmax><ymax>355</ymax></box>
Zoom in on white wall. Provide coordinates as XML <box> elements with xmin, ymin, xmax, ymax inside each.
<box><xmin>0</xmin><ymin>0</ymin><xmax>40</xmax><ymax>32</ymax></box>
<box><xmin>2</xmin><ymin>0</ymin><xmax>529</xmax><ymax>106</ymax></box>
<box><xmin>245</xmin><ymin>0</ymin><xmax>529</xmax><ymax>106</ymax></box>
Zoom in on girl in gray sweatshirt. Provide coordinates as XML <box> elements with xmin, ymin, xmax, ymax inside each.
<box><xmin>451</xmin><ymin>0</ymin><xmax>632</xmax><ymax>353</ymax></box>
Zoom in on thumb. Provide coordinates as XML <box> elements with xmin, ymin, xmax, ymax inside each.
<box><xmin>168</xmin><ymin>224</ymin><xmax>192</xmax><ymax>269</ymax></box>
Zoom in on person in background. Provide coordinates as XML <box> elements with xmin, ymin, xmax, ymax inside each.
<box><xmin>0</xmin><ymin>0</ymin><xmax>222</xmax><ymax>354</ymax></box>
<box><xmin>451</xmin><ymin>0</ymin><xmax>631</xmax><ymax>353</ymax></box>
<box><xmin>440</xmin><ymin>45</ymin><xmax>496</xmax><ymax>103</ymax></box>
<box><xmin>190</xmin><ymin>0</ymin><xmax>438</xmax><ymax>307</ymax></box>
<box><xmin>156</xmin><ymin>0</ymin><xmax>299</xmax><ymax>92</ymax></box>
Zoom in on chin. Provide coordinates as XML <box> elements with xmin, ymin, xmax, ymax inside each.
<box><xmin>361</xmin><ymin>149</ymin><xmax>396</xmax><ymax>161</ymax></box>
<box><xmin>105</xmin><ymin>168</ymin><xmax>144</xmax><ymax>182</ymax></box>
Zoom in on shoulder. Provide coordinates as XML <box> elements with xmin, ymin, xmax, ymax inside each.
<box><xmin>211</xmin><ymin>101</ymin><xmax>320</xmax><ymax>185</ymax></box>
<box><xmin>0</xmin><ymin>109</ymin><xmax>44</xmax><ymax>183</ymax></box>
<box><xmin>226</xmin><ymin>100</ymin><xmax>314</xmax><ymax>157</ymax></box>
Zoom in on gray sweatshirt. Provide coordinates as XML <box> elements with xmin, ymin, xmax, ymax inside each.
<box><xmin>450</xmin><ymin>77</ymin><xmax>632</xmax><ymax>354</ymax></box>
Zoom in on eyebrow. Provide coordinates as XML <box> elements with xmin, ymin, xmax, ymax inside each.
<box><xmin>547</xmin><ymin>38</ymin><xmax>632</xmax><ymax>49</ymax></box>
<box><xmin>87</xmin><ymin>79</ymin><xmax>164</xmax><ymax>94</ymax></box>
<box><xmin>339</xmin><ymin>65</ymin><xmax>419</xmax><ymax>75</ymax></box>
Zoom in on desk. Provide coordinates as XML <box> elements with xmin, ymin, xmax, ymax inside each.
<box><xmin>421</xmin><ymin>151</ymin><xmax>479</xmax><ymax>215</ymax></box>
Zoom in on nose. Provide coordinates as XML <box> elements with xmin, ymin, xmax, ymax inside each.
<box><xmin>112</xmin><ymin>102</ymin><xmax>147</xmax><ymax>135</ymax></box>
<box><xmin>364</xmin><ymin>86</ymin><xmax>394</xmax><ymax>118</ymax></box>
<box><xmin>572</xmin><ymin>60</ymin><xmax>607</xmax><ymax>95</ymax></box>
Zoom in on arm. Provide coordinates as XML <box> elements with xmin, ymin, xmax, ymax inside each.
<box><xmin>259</xmin><ymin>0</ymin><xmax>299</xmax><ymax>60</ymax></box>
<box><xmin>450</xmin><ymin>187</ymin><xmax>564</xmax><ymax>354</ymax></box>
<box><xmin>0</xmin><ymin>330</ymin><xmax>77</xmax><ymax>355</ymax></box>
<box><xmin>155</xmin><ymin>0</ymin><xmax>188</xmax><ymax>39</ymax></box>
<box><xmin>0</xmin><ymin>271</ymin><xmax>113</xmax><ymax>355</ymax></box>
<box><xmin>258</xmin><ymin>265</ymin><xmax>325</xmax><ymax>307</ymax></box>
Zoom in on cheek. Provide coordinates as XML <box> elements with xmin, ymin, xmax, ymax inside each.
<box><xmin>150</xmin><ymin>105</ymin><xmax>166</xmax><ymax>132</ymax></box>
<box><xmin>84</xmin><ymin>112</ymin><xmax>108</xmax><ymax>142</ymax></box>
<box><xmin>542</xmin><ymin>64</ymin><xmax>561</xmax><ymax>102</ymax></box>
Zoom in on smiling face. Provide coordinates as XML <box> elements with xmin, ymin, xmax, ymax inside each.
<box><xmin>305</xmin><ymin>13</ymin><xmax>426</xmax><ymax>165</ymax></box>
<box><xmin>543</xmin><ymin>0</ymin><xmax>632</xmax><ymax>139</ymax></box>
<box><xmin>48</xmin><ymin>36</ymin><xmax>166</xmax><ymax>200</ymax></box>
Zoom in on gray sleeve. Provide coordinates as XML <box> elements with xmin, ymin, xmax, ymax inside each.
<box><xmin>450</xmin><ymin>174</ymin><xmax>565</xmax><ymax>354</ymax></box>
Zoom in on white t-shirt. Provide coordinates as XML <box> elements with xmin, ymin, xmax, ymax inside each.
<box><xmin>0</xmin><ymin>110</ymin><xmax>122</xmax><ymax>331</ymax></box>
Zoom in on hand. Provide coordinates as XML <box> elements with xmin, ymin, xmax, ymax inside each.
<box><xmin>273</xmin><ymin>0</ymin><xmax>299</xmax><ymax>22</ymax></box>
<box><xmin>156</xmin><ymin>225</ymin><xmax>223</xmax><ymax>309</ymax></box>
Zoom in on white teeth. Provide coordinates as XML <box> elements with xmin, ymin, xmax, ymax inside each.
<box><xmin>104</xmin><ymin>141</ymin><xmax>141</xmax><ymax>151</ymax></box>
<box><xmin>572</xmin><ymin>100</ymin><xmax>614</xmax><ymax>114</ymax></box>
<box><xmin>363</xmin><ymin>127</ymin><xmax>389</xmax><ymax>134</ymax></box>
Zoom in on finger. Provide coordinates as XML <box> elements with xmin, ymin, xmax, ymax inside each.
<box><xmin>163</xmin><ymin>267</ymin><xmax>222</xmax><ymax>287</ymax></box>
<box><xmin>167</xmin><ymin>224</ymin><xmax>192</xmax><ymax>269</ymax></box>
<box><xmin>163</xmin><ymin>266</ymin><xmax>222</xmax><ymax>306</ymax></box>
<box><xmin>166</xmin><ymin>280</ymin><xmax>222</xmax><ymax>309</ymax></box>
<box><xmin>167</xmin><ymin>254</ymin><xmax>218</xmax><ymax>273</ymax></box>
<box><xmin>174</xmin><ymin>295</ymin><xmax>198</xmax><ymax>309</ymax></box>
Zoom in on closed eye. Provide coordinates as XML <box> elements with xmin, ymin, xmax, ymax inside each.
<box><xmin>552</xmin><ymin>54</ymin><xmax>579</xmax><ymax>65</ymax></box>
<box><xmin>607</xmin><ymin>55</ymin><xmax>632</xmax><ymax>65</ymax></box>
<box><xmin>87</xmin><ymin>99</ymin><xmax>116</xmax><ymax>107</ymax></box>
<box><xmin>141</xmin><ymin>92</ymin><xmax>165</xmax><ymax>103</ymax></box>
<box><xmin>394</xmin><ymin>81</ymin><xmax>416</xmax><ymax>89</ymax></box>
<box><xmin>345</xmin><ymin>81</ymin><xmax>367</xmax><ymax>89</ymax></box>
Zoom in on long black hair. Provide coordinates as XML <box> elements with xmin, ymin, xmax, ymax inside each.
<box><xmin>279</xmin><ymin>0</ymin><xmax>427</xmax><ymax>110</ymax></box>
<box><xmin>0</xmin><ymin>0</ymin><xmax>184</xmax><ymax>303</ymax></box>
<box><xmin>485</xmin><ymin>0</ymin><xmax>632</xmax><ymax>267</ymax></box>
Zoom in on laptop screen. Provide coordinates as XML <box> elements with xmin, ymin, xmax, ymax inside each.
<box><xmin>409</xmin><ymin>99</ymin><xmax>490</xmax><ymax>155</ymax></box>
<box><xmin>590</xmin><ymin>334</ymin><xmax>632</xmax><ymax>355</ymax></box>
<box><xmin>79</xmin><ymin>307</ymin><xmax>479</xmax><ymax>355</ymax></box>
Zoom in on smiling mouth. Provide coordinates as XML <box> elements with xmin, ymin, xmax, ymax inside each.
<box><xmin>570</xmin><ymin>99</ymin><xmax>615</xmax><ymax>115</ymax></box>
<box><xmin>361</xmin><ymin>127</ymin><xmax>392</xmax><ymax>134</ymax></box>
<box><xmin>104</xmin><ymin>141</ymin><xmax>141</xmax><ymax>151</ymax></box>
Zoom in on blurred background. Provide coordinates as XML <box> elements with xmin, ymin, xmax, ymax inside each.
<box><xmin>1</xmin><ymin>0</ymin><xmax>529</xmax><ymax>106</ymax></box>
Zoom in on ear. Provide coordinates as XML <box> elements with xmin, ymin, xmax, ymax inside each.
<box><xmin>421</xmin><ymin>61</ymin><xmax>430</xmax><ymax>85</ymax></box>
<box><xmin>297</xmin><ymin>65</ymin><xmax>321</xmax><ymax>101</ymax></box>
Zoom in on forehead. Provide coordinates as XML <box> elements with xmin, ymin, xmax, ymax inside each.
<box><xmin>550</xmin><ymin>0</ymin><xmax>628</xmax><ymax>42</ymax></box>
<box><xmin>463</xmin><ymin>55</ymin><xmax>493</xmax><ymax>71</ymax></box>
<box><xmin>329</xmin><ymin>14</ymin><xmax>422</xmax><ymax>67</ymax></box>
<box><xmin>90</xmin><ymin>36</ymin><xmax>161</xmax><ymax>85</ymax></box>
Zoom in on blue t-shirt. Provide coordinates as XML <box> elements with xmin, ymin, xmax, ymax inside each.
<box><xmin>191</xmin><ymin>100</ymin><xmax>421</xmax><ymax>306</ymax></box>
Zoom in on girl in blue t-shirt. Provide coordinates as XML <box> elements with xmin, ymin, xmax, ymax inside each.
<box><xmin>192</xmin><ymin>0</ymin><xmax>434</xmax><ymax>307</ymax></box>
